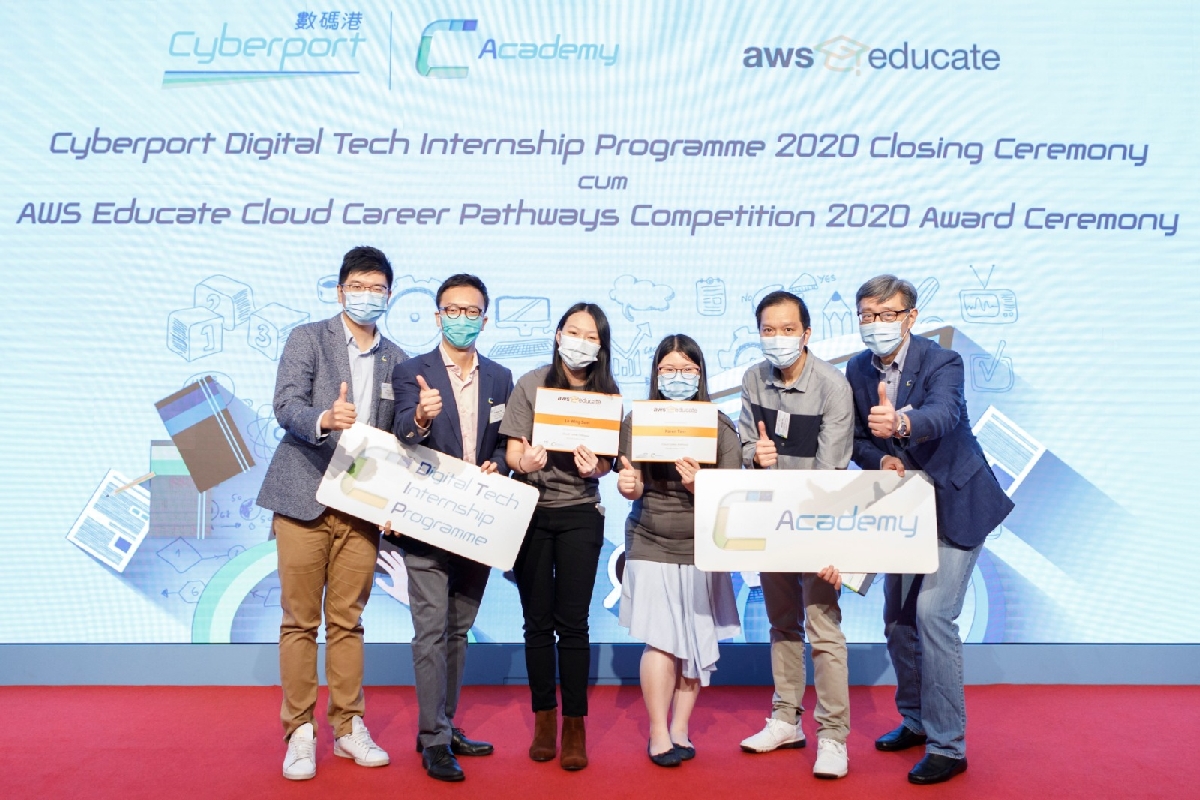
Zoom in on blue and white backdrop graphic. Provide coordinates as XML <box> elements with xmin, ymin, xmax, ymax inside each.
<box><xmin>2</xmin><ymin>1</ymin><xmax>1197</xmax><ymax>645</ymax></box>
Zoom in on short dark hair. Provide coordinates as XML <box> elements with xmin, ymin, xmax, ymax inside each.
<box><xmin>647</xmin><ymin>334</ymin><xmax>711</xmax><ymax>402</ymax></box>
<box><xmin>436</xmin><ymin>273</ymin><xmax>490</xmax><ymax>312</ymax></box>
<box><xmin>755</xmin><ymin>290</ymin><xmax>811</xmax><ymax>330</ymax></box>
<box><xmin>544</xmin><ymin>302</ymin><xmax>620</xmax><ymax>395</ymax></box>
<box><xmin>855</xmin><ymin>274</ymin><xmax>917</xmax><ymax>310</ymax></box>
<box><xmin>338</xmin><ymin>246</ymin><xmax>393</xmax><ymax>288</ymax></box>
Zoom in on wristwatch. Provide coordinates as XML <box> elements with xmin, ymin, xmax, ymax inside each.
<box><xmin>895</xmin><ymin>414</ymin><xmax>910</xmax><ymax>439</ymax></box>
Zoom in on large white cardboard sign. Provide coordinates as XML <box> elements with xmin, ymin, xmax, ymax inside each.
<box><xmin>693</xmin><ymin>469</ymin><xmax>939</xmax><ymax>574</ymax></box>
<box><xmin>317</xmin><ymin>424</ymin><xmax>539</xmax><ymax>571</ymax></box>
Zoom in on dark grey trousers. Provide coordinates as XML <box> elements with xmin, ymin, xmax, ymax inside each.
<box><xmin>403</xmin><ymin>540</ymin><xmax>491</xmax><ymax>749</ymax></box>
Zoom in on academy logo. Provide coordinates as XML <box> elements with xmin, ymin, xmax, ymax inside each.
<box><xmin>417</xmin><ymin>18</ymin><xmax>619</xmax><ymax>79</ymax></box>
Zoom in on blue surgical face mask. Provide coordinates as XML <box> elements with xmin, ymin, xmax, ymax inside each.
<box><xmin>860</xmin><ymin>320</ymin><xmax>904</xmax><ymax>358</ymax></box>
<box><xmin>343</xmin><ymin>291</ymin><xmax>388</xmax><ymax>325</ymax></box>
<box><xmin>558</xmin><ymin>335</ymin><xmax>601</xmax><ymax>370</ymax></box>
<box><xmin>440</xmin><ymin>315</ymin><xmax>483</xmax><ymax>349</ymax></box>
<box><xmin>760</xmin><ymin>335</ymin><xmax>803</xmax><ymax>370</ymax></box>
<box><xmin>658</xmin><ymin>373</ymin><xmax>700</xmax><ymax>401</ymax></box>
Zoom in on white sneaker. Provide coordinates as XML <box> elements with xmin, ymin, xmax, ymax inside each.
<box><xmin>334</xmin><ymin>716</ymin><xmax>390</xmax><ymax>767</ymax></box>
<box><xmin>813</xmin><ymin>738</ymin><xmax>848</xmax><ymax>779</ymax></box>
<box><xmin>283</xmin><ymin>722</ymin><xmax>317</xmax><ymax>781</ymax></box>
<box><xmin>739</xmin><ymin>718</ymin><xmax>806</xmax><ymax>753</ymax></box>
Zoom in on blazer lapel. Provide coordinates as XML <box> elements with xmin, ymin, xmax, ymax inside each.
<box><xmin>475</xmin><ymin>364</ymin><xmax>494</xmax><ymax>459</ymax></box>
<box><xmin>325</xmin><ymin>316</ymin><xmax>354</xmax><ymax>399</ymax></box>
<box><xmin>895</xmin><ymin>335</ymin><xmax>924</xmax><ymax>411</ymax></box>
<box><xmin>372</xmin><ymin>344</ymin><xmax>396</xmax><ymax>424</ymax></box>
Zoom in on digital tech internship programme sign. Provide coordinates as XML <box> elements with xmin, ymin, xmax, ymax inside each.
<box><xmin>2</xmin><ymin>1</ymin><xmax>1196</xmax><ymax>646</ymax></box>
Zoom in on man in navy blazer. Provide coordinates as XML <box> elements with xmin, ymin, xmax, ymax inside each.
<box><xmin>257</xmin><ymin>246</ymin><xmax>408</xmax><ymax>781</ymax></box>
<box><xmin>391</xmin><ymin>273</ymin><xmax>514</xmax><ymax>782</ymax></box>
<box><xmin>845</xmin><ymin>275</ymin><xmax>1013</xmax><ymax>786</ymax></box>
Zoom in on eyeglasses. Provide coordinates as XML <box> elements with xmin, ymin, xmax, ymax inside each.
<box><xmin>440</xmin><ymin>305</ymin><xmax>483</xmax><ymax>320</ymax></box>
<box><xmin>658</xmin><ymin>366</ymin><xmax>701</xmax><ymax>378</ymax></box>
<box><xmin>342</xmin><ymin>282</ymin><xmax>389</xmax><ymax>295</ymax></box>
<box><xmin>858</xmin><ymin>308</ymin><xmax>911</xmax><ymax>324</ymax></box>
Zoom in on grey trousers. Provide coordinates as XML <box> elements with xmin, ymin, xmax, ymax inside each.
<box><xmin>403</xmin><ymin>540</ymin><xmax>492</xmax><ymax>749</ymax></box>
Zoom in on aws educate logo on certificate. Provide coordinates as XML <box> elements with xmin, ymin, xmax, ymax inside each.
<box><xmin>416</xmin><ymin>18</ymin><xmax>620</xmax><ymax>78</ymax></box>
<box><xmin>742</xmin><ymin>35</ymin><xmax>1000</xmax><ymax>76</ymax></box>
<box><xmin>162</xmin><ymin>11</ymin><xmax>368</xmax><ymax>87</ymax></box>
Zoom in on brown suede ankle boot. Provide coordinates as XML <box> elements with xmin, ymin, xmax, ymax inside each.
<box><xmin>529</xmin><ymin>709</ymin><xmax>557</xmax><ymax>762</ymax></box>
<box><xmin>560</xmin><ymin>715</ymin><xmax>588</xmax><ymax>770</ymax></box>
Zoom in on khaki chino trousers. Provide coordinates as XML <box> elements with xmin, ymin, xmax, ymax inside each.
<box><xmin>274</xmin><ymin>508</ymin><xmax>380</xmax><ymax>739</ymax></box>
<box><xmin>760</xmin><ymin>571</ymin><xmax>850</xmax><ymax>743</ymax></box>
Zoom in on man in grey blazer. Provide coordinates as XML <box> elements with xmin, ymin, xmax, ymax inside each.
<box><xmin>256</xmin><ymin>245</ymin><xmax>408</xmax><ymax>781</ymax></box>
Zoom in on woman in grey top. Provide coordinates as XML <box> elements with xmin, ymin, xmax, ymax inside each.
<box><xmin>615</xmin><ymin>334</ymin><xmax>741</xmax><ymax>767</ymax></box>
<box><xmin>499</xmin><ymin>302</ymin><xmax>619</xmax><ymax>771</ymax></box>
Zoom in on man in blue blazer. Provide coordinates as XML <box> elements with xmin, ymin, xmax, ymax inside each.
<box><xmin>391</xmin><ymin>274</ymin><xmax>515</xmax><ymax>782</ymax></box>
<box><xmin>257</xmin><ymin>246</ymin><xmax>408</xmax><ymax>781</ymax></box>
<box><xmin>845</xmin><ymin>275</ymin><xmax>1013</xmax><ymax>786</ymax></box>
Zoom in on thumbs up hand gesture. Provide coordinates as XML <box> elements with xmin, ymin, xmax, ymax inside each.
<box><xmin>868</xmin><ymin>380</ymin><xmax>902</xmax><ymax>439</ymax></box>
<box><xmin>517</xmin><ymin>438</ymin><xmax>548</xmax><ymax>474</ymax></box>
<box><xmin>414</xmin><ymin>374</ymin><xmax>443</xmax><ymax>426</ymax></box>
<box><xmin>321</xmin><ymin>382</ymin><xmax>358</xmax><ymax>431</ymax></box>
<box><xmin>616</xmin><ymin>456</ymin><xmax>643</xmax><ymax>499</ymax></box>
<box><xmin>754</xmin><ymin>420</ymin><xmax>778</xmax><ymax>468</ymax></box>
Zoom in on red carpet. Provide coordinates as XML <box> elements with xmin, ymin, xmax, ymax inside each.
<box><xmin>3</xmin><ymin>684</ymin><xmax>1196</xmax><ymax>799</ymax></box>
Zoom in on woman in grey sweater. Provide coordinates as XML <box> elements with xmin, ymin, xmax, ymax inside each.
<box><xmin>615</xmin><ymin>334</ymin><xmax>742</xmax><ymax>767</ymax></box>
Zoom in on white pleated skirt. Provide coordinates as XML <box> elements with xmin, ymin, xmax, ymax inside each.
<box><xmin>618</xmin><ymin>560</ymin><xmax>741</xmax><ymax>686</ymax></box>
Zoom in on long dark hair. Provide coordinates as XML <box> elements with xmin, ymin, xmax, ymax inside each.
<box><xmin>646</xmin><ymin>334</ymin><xmax>711</xmax><ymax>402</ymax></box>
<box><xmin>643</xmin><ymin>334</ymin><xmax>711</xmax><ymax>483</ymax></box>
<box><xmin>544</xmin><ymin>302</ymin><xmax>620</xmax><ymax>395</ymax></box>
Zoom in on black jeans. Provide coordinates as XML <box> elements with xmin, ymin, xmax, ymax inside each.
<box><xmin>513</xmin><ymin>503</ymin><xmax>604</xmax><ymax>717</ymax></box>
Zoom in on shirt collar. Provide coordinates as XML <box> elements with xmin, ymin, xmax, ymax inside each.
<box><xmin>340</xmin><ymin>315</ymin><xmax>381</xmax><ymax>354</ymax></box>
<box><xmin>440</xmin><ymin>341</ymin><xmax>479</xmax><ymax>377</ymax></box>
<box><xmin>766</xmin><ymin>349</ymin><xmax>814</xmax><ymax>391</ymax></box>
<box><xmin>872</xmin><ymin>333</ymin><xmax>912</xmax><ymax>374</ymax></box>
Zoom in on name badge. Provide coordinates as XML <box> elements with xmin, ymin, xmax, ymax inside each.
<box><xmin>489</xmin><ymin>403</ymin><xmax>506</xmax><ymax>424</ymax></box>
<box><xmin>774</xmin><ymin>411</ymin><xmax>790</xmax><ymax>439</ymax></box>
<box><xmin>380</xmin><ymin>383</ymin><xmax>394</xmax><ymax>401</ymax></box>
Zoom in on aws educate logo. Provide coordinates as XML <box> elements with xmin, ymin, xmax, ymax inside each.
<box><xmin>416</xmin><ymin>18</ymin><xmax>619</xmax><ymax>78</ymax></box>
<box><xmin>743</xmin><ymin>34</ymin><xmax>1000</xmax><ymax>76</ymax></box>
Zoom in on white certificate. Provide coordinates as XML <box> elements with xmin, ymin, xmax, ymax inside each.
<box><xmin>531</xmin><ymin>388</ymin><xmax>622</xmax><ymax>455</ymax></box>
<box><xmin>693</xmin><ymin>469</ymin><xmax>939</xmax><ymax>574</ymax></box>
<box><xmin>630</xmin><ymin>401</ymin><xmax>719</xmax><ymax>464</ymax></box>
<box><xmin>316</xmin><ymin>424</ymin><xmax>540</xmax><ymax>571</ymax></box>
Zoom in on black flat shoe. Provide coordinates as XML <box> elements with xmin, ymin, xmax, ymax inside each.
<box><xmin>648</xmin><ymin>741</ymin><xmax>682</xmax><ymax>767</ymax></box>
<box><xmin>672</xmin><ymin>742</ymin><xmax>695</xmax><ymax>761</ymax></box>
<box><xmin>421</xmin><ymin>744</ymin><xmax>465</xmax><ymax>782</ymax></box>
<box><xmin>908</xmin><ymin>754</ymin><xmax>967</xmax><ymax>785</ymax></box>
<box><xmin>875</xmin><ymin>724</ymin><xmax>928</xmax><ymax>752</ymax></box>
<box><xmin>451</xmin><ymin>727</ymin><xmax>494</xmax><ymax>756</ymax></box>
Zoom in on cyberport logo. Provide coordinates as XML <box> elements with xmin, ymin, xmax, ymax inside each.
<box><xmin>162</xmin><ymin>11</ymin><xmax>367</xmax><ymax>88</ymax></box>
<box><xmin>416</xmin><ymin>18</ymin><xmax>619</xmax><ymax>78</ymax></box>
<box><xmin>742</xmin><ymin>35</ymin><xmax>1001</xmax><ymax>75</ymax></box>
